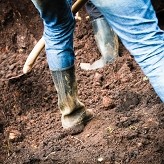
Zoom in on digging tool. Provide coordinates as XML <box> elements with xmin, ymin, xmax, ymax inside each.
<box><xmin>23</xmin><ymin>0</ymin><xmax>89</xmax><ymax>74</ymax></box>
<box><xmin>23</xmin><ymin>37</ymin><xmax>45</xmax><ymax>74</ymax></box>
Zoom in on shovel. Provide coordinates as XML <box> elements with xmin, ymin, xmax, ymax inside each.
<box><xmin>5</xmin><ymin>0</ymin><xmax>89</xmax><ymax>81</ymax></box>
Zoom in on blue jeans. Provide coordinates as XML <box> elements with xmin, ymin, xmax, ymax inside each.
<box><xmin>31</xmin><ymin>0</ymin><xmax>75</xmax><ymax>71</ymax></box>
<box><xmin>31</xmin><ymin>0</ymin><xmax>164</xmax><ymax>102</ymax></box>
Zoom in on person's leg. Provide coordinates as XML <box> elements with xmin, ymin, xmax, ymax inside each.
<box><xmin>91</xmin><ymin>0</ymin><xmax>164</xmax><ymax>102</ymax></box>
<box><xmin>31</xmin><ymin>0</ymin><xmax>92</xmax><ymax>133</ymax></box>
<box><xmin>80</xmin><ymin>0</ymin><xmax>118</xmax><ymax>70</ymax></box>
<box><xmin>31</xmin><ymin>0</ymin><xmax>74</xmax><ymax>70</ymax></box>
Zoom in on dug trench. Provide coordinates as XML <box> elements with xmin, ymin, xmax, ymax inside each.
<box><xmin>0</xmin><ymin>0</ymin><xmax>164</xmax><ymax>163</ymax></box>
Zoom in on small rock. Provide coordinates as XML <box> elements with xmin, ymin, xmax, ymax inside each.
<box><xmin>106</xmin><ymin>126</ymin><xmax>114</xmax><ymax>133</ymax></box>
<box><xmin>18</xmin><ymin>48</ymin><xmax>25</xmax><ymax>53</ymax></box>
<box><xmin>86</xmin><ymin>134</ymin><xmax>90</xmax><ymax>137</ymax></box>
<box><xmin>143</xmin><ymin>76</ymin><xmax>149</xmax><ymax>81</ymax></box>
<box><xmin>137</xmin><ymin>142</ymin><xmax>143</xmax><ymax>148</ymax></box>
<box><xmin>8</xmin><ymin>130</ymin><xmax>22</xmax><ymax>142</ymax></box>
<box><xmin>98</xmin><ymin>157</ymin><xmax>104</xmax><ymax>162</ymax></box>
<box><xmin>8</xmin><ymin>64</ymin><xmax>16</xmax><ymax>70</ymax></box>
<box><xmin>94</xmin><ymin>72</ymin><xmax>103</xmax><ymax>82</ymax></box>
<box><xmin>102</xmin><ymin>96</ymin><xmax>114</xmax><ymax>108</ymax></box>
<box><xmin>86</xmin><ymin>16</ymin><xmax>90</xmax><ymax>20</ymax></box>
<box><xmin>17</xmin><ymin>35</ymin><xmax>26</xmax><ymax>48</ymax></box>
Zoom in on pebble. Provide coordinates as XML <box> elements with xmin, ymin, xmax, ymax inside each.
<box><xmin>98</xmin><ymin>157</ymin><xmax>104</xmax><ymax>162</ymax></box>
<box><xmin>8</xmin><ymin>64</ymin><xmax>16</xmax><ymax>70</ymax></box>
<box><xmin>102</xmin><ymin>96</ymin><xmax>113</xmax><ymax>108</ymax></box>
<box><xmin>94</xmin><ymin>72</ymin><xmax>103</xmax><ymax>82</ymax></box>
<box><xmin>8</xmin><ymin>130</ymin><xmax>22</xmax><ymax>142</ymax></box>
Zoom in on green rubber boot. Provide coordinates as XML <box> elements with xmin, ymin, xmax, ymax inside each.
<box><xmin>80</xmin><ymin>17</ymin><xmax>119</xmax><ymax>70</ymax></box>
<box><xmin>51</xmin><ymin>66</ymin><xmax>93</xmax><ymax>134</ymax></box>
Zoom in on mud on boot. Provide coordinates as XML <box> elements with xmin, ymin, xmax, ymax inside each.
<box><xmin>51</xmin><ymin>66</ymin><xmax>93</xmax><ymax>134</ymax></box>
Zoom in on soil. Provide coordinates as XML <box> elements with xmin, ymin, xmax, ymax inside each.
<box><xmin>0</xmin><ymin>1</ymin><xmax>164</xmax><ymax>164</ymax></box>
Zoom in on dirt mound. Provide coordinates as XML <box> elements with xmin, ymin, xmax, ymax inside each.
<box><xmin>0</xmin><ymin>1</ymin><xmax>164</xmax><ymax>164</ymax></box>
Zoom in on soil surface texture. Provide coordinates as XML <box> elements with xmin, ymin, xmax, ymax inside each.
<box><xmin>0</xmin><ymin>1</ymin><xmax>164</xmax><ymax>164</ymax></box>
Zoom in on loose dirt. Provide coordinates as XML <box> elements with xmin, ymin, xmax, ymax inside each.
<box><xmin>0</xmin><ymin>1</ymin><xmax>164</xmax><ymax>164</ymax></box>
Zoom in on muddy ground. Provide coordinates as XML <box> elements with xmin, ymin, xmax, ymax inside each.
<box><xmin>0</xmin><ymin>1</ymin><xmax>164</xmax><ymax>164</ymax></box>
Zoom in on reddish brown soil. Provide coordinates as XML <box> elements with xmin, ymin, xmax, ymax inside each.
<box><xmin>0</xmin><ymin>1</ymin><xmax>164</xmax><ymax>164</ymax></box>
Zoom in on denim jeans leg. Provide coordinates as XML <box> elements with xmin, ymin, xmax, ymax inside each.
<box><xmin>31</xmin><ymin>0</ymin><xmax>75</xmax><ymax>71</ymax></box>
<box><xmin>91</xmin><ymin>0</ymin><xmax>164</xmax><ymax>102</ymax></box>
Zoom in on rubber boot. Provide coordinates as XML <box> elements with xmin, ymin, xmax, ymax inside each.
<box><xmin>51</xmin><ymin>66</ymin><xmax>93</xmax><ymax>133</ymax></box>
<box><xmin>80</xmin><ymin>17</ymin><xmax>119</xmax><ymax>70</ymax></box>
